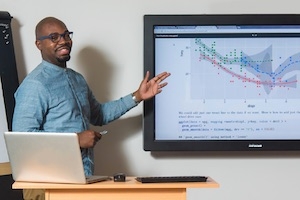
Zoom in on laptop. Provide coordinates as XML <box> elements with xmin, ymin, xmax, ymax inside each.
<box><xmin>4</xmin><ymin>131</ymin><xmax>111</xmax><ymax>184</ymax></box>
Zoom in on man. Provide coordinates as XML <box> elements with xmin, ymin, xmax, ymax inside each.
<box><xmin>12</xmin><ymin>17</ymin><xmax>170</xmax><ymax>200</ymax></box>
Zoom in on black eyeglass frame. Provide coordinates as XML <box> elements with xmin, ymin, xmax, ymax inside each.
<box><xmin>37</xmin><ymin>31</ymin><xmax>73</xmax><ymax>43</ymax></box>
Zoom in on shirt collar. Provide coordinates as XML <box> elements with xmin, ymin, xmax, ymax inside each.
<box><xmin>42</xmin><ymin>60</ymin><xmax>67</xmax><ymax>71</ymax></box>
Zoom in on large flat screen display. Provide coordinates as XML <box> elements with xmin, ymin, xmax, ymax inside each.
<box><xmin>143</xmin><ymin>14</ymin><xmax>300</xmax><ymax>151</ymax></box>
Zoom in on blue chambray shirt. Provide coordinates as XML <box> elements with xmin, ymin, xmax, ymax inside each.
<box><xmin>12</xmin><ymin>60</ymin><xmax>137</xmax><ymax>175</ymax></box>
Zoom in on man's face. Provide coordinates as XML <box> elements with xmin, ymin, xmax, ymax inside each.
<box><xmin>35</xmin><ymin>22</ymin><xmax>72</xmax><ymax>67</ymax></box>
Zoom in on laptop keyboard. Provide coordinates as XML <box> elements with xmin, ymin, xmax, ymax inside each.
<box><xmin>135</xmin><ymin>176</ymin><xmax>207</xmax><ymax>183</ymax></box>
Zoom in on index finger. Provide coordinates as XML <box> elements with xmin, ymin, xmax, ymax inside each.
<box><xmin>156</xmin><ymin>72</ymin><xmax>171</xmax><ymax>82</ymax></box>
<box><xmin>95</xmin><ymin>131</ymin><xmax>102</xmax><ymax>140</ymax></box>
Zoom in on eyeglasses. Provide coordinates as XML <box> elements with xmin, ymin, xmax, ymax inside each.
<box><xmin>38</xmin><ymin>31</ymin><xmax>73</xmax><ymax>43</ymax></box>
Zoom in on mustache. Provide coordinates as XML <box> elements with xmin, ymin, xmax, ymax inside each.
<box><xmin>56</xmin><ymin>44</ymin><xmax>71</xmax><ymax>51</ymax></box>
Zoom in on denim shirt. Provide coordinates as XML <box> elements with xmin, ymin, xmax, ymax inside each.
<box><xmin>12</xmin><ymin>60</ymin><xmax>137</xmax><ymax>175</ymax></box>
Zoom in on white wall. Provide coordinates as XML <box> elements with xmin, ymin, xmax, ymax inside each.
<box><xmin>2</xmin><ymin>0</ymin><xmax>300</xmax><ymax>199</ymax></box>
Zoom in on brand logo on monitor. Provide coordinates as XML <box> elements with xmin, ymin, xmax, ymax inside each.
<box><xmin>248</xmin><ymin>144</ymin><xmax>263</xmax><ymax>148</ymax></box>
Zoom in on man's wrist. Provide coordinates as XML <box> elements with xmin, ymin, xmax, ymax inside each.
<box><xmin>132</xmin><ymin>93</ymin><xmax>141</xmax><ymax>104</ymax></box>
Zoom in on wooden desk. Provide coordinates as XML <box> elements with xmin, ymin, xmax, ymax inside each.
<box><xmin>13</xmin><ymin>176</ymin><xmax>219</xmax><ymax>200</ymax></box>
<box><xmin>0</xmin><ymin>162</ymin><xmax>11</xmax><ymax>176</ymax></box>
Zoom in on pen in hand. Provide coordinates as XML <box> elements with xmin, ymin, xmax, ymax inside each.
<box><xmin>94</xmin><ymin>131</ymin><xmax>107</xmax><ymax>145</ymax></box>
<box><xmin>100</xmin><ymin>130</ymin><xmax>108</xmax><ymax>135</ymax></box>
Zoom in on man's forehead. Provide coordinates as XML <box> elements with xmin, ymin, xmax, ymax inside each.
<box><xmin>41</xmin><ymin>22</ymin><xmax>68</xmax><ymax>34</ymax></box>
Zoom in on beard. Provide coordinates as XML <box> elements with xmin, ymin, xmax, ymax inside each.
<box><xmin>57</xmin><ymin>55</ymin><xmax>71</xmax><ymax>63</ymax></box>
<box><xmin>55</xmin><ymin>44</ymin><xmax>72</xmax><ymax>63</ymax></box>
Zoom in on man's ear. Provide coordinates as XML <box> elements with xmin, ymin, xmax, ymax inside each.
<box><xmin>35</xmin><ymin>40</ymin><xmax>42</xmax><ymax>50</ymax></box>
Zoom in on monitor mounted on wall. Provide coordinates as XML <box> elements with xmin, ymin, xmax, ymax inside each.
<box><xmin>143</xmin><ymin>14</ymin><xmax>300</xmax><ymax>151</ymax></box>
